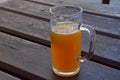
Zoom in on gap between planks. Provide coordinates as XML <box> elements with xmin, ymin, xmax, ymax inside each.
<box><xmin>0</xmin><ymin>6</ymin><xmax>120</xmax><ymax>39</ymax></box>
<box><xmin>0</xmin><ymin>26</ymin><xmax>120</xmax><ymax>70</ymax></box>
<box><xmin>24</xmin><ymin>0</ymin><xmax>120</xmax><ymax>20</ymax></box>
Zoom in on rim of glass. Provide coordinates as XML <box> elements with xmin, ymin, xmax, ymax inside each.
<box><xmin>49</xmin><ymin>5</ymin><xmax>83</xmax><ymax>16</ymax></box>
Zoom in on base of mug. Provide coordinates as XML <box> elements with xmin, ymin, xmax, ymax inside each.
<box><xmin>52</xmin><ymin>67</ymin><xmax>80</xmax><ymax>77</ymax></box>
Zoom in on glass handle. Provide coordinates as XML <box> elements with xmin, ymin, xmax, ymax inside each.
<box><xmin>78</xmin><ymin>24</ymin><xmax>96</xmax><ymax>62</ymax></box>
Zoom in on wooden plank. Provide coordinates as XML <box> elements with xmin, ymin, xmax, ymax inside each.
<box><xmin>0</xmin><ymin>0</ymin><xmax>50</xmax><ymax>20</ymax></box>
<box><xmin>0</xmin><ymin>25</ymin><xmax>50</xmax><ymax>47</ymax></box>
<box><xmin>82</xmin><ymin>34</ymin><xmax>120</xmax><ymax>68</ymax></box>
<box><xmin>95</xmin><ymin>30</ymin><xmax>120</xmax><ymax>39</ymax></box>
<box><xmin>23</xmin><ymin>0</ymin><xmax>120</xmax><ymax>18</ymax></box>
<box><xmin>0</xmin><ymin>9</ymin><xmax>120</xmax><ymax>63</ymax></box>
<box><xmin>1</xmin><ymin>0</ymin><xmax>120</xmax><ymax>20</ymax></box>
<box><xmin>24</xmin><ymin>0</ymin><xmax>120</xmax><ymax>20</ymax></box>
<box><xmin>24</xmin><ymin>0</ymin><xmax>54</xmax><ymax>6</ymax></box>
<box><xmin>0</xmin><ymin>71</ymin><xmax>21</xmax><ymax>80</ymax></box>
<box><xmin>0</xmin><ymin>32</ymin><xmax>49</xmax><ymax>80</ymax></box>
<box><xmin>0</xmin><ymin>25</ymin><xmax>120</xmax><ymax>70</ymax></box>
<box><xmin>0</xmin><ymin>10</ymin><xmax>50</xmax><ymax>40</ymax></box>
<box><xmin>83</xmin><ymin>13</ymin><xmax>120</xmax><ymax>36</ymax></box>
<box><xmin>0</xmin><ymin>32</ymin><xmax>120</xmax><ymax>80</ymax></box>
<box><xmin>0</xmin><ymin>0</ymin><xmax>120</xmax><ymax>37</ymax></box>
<box><xmin>0</xmin><ymin>61</ymin><xmax>46</xmax><ymax>80</ymax></box>
<box><xmin>95</xmin><ymin>35</ymin><xmax>120</xmax><ymax>62</ymax></box>
<box><xmin>0</xmin><ymin>8</ymin><xmax>120</xmax><ymax>40</ymax></box>
<box><xmin>0</xmin><ymin>8</ymin><xmax>119</xmax><ymax>40</ymax></box>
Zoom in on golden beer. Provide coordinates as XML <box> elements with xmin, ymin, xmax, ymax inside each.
<box><xmin>51</xmin><ymin>23</ymin><xmax>82</xmax><ymax>76</ymax></box>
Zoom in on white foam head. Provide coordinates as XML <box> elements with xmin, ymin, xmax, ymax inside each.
<box><xmin>52</xmin><ymin>22</ymin><xmax>80</xmax><ymax>35</ymax></box>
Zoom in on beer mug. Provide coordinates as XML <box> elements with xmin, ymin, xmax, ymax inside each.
<box><xmin>49</xmin><ymin>5</ymin><xmax>96</xmax><ymax>77</ymax></box>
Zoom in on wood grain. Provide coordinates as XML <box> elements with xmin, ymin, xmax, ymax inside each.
<box><xmin>23</xmin><ymin>0</ymin><xmax>120</xmax><ymax>18</ymax></box>
<box><xmin>0</xmin><ymin>32</ymin><xmax>120</xmax><ymax>80</ymax></box>
<box><xmin>0</xmin><ymin>25</ymin><xmax>120</xmax><ymax>70</ymax></box>
<box><xmin>0</xmin><ymin>0</ymin><xmax>120</xmax><ymax>80</ymax></box>
<box><xmin>1</xmin><ymin>0</ymin><xmax>120</xmax><ymax>36</ymax></box>
<box><xmin>0</xmin><ymin>9</ymin><xmax>120</xmax><ymax>62</ymax></box>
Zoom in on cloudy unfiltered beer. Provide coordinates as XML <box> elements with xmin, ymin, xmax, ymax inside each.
<box><xmin>51</xmin><ymin>22</ymin><xmax>82</xmax><ymax>76</ymax></box>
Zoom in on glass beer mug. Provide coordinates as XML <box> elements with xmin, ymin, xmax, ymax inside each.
<box><xmin>49</xmin><ymin>5</ymin><xmax>96</xmax><ymax>77</ymax></box>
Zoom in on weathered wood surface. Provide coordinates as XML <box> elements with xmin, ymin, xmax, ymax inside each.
<box><xmin>0</xmin><ymin>71</ymin><xmax>21</xmax><ymax>80</ymax></box>
<box><xmin>23</xmin><ymin>0</ymin><xmax>120</xmax><ymax>17</ymax></box>
<box><xmin>0</xmin><ymin>0</ymin><xmax>120</xmax><ymax>79</ymax></box>
<box><xmin>1</xmin><ymin>0</ymin><xmax>120</xmax><ymax>35</ymax></box>
<box><xmin>0</xmin><ymin>1</ymin><xmax>120</xmax><ymax>62</ymax></box>
<box><xmin>82</xmin><ymin>34</ymin><xmax>120</xmax><ymax>62</ymax></box>
<box><xmin>0</xmin><ymin>32</ymin><xmax>120</xmax><ymax>80</ymax></box>
<box><xmin>0</xmin><ymin>10</ymin><xmax>50</xmax><ymax>40</ymax></box>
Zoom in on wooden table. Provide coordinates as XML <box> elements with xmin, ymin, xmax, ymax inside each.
<box><xmin>0</xmin><ymin>0</ymin><xmax>120</xmax><ymax>80</ymax></box>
